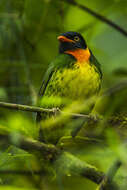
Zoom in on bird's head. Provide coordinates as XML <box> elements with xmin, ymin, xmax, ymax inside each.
<box><xmin>57</xmin><ymin>31</ymin><xmax>91</xmax><ymax>62</ymax></box>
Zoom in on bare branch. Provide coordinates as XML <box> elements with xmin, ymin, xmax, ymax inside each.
<box><xmin>62</xmin><ymin>0</ymin><xmax>127</xmax><ymax>37</ymax></box>
<box><xmin>103</xmin><ymin>80</ymin><xmax>127</xmax><ymax>97</ymax></box>
<box><xmin>0</xmin><ymin>101</ymin><xmax>93</xmax><ymax>120</ymax></box>
<box><xmin>0</xmin><ymin>80</ymin><xmax>126</xmax><ymax>119</ymax></box>
<box><xmin>0</xmin><ymin>101</ymin><xmax>54</xmax><ymax>113</ymax></box>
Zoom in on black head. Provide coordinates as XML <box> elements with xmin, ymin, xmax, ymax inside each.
<box><xmin>57</xmin><ymin>31</ymin><xmax>87</xmax><ymax>53</ymax></box>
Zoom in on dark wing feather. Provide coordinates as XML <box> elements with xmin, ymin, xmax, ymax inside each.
<box><xmin>90</xmin><ymin>50</ymin><xmax>102</xmax><ymax>79</ymax></box>
<box><xmin>38</xmin><ymin>64</ymin><xmax>55</xmax><ymax>97</ymax></box>
<box><xmin>36</xmin><ymin>63</ymin><xmax>55</xmax><ymax>123</ymax></box>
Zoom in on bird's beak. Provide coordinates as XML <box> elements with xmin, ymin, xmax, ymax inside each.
<box><xmin>57</xmin><ymin>35</ymin><xmax>74</xmax><ymax>43</ymax></box>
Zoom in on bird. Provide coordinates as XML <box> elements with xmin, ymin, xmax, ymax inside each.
<box><xmin>36</xmin><ymin>31</ymin><xmax>102</xmax><ymax>144</ymax></box>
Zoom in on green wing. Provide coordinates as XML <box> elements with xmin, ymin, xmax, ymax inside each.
<box><xmin>90</xmin><ymin>50</ymin><xmax>102</xmax><ymax>79</ymax></box>
<box><xmin>38</xmin><ymin>63</ymin><xmax>55</xmax><ymax>97</ymax></box>
<box><xmin>36</xmin><ymin>63</ymin><xmax>55</xmax><ymax>123</ymax></box>
<box><xmin>36</xmin><ymin>54</ymin><xmax>75</xmax><ymax>123</ymax></box>
<box><xmin>38</xmin><ymin>54</ymin><xmax>75</xmax><ymax>97</ymax></box>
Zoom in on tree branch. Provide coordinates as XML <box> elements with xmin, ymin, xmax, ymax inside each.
<box><xmin>0</xmin><ymin>80</ymin><xmax>126</xmax><ymax>120</ymax></box>
<box><xmin>0</xmin><ymin>132</ymin><xmax>106</xmax><ymax>185</ymax></box>
<box><xmin>0</xmin><ymin>133</ymin><xmax>119</xmax><ymax>188</ymax></box>
<box><xmin>0</xmin><ymin>133</ymin><xmax>57</xmax><ymax>157</ymax></box>
<box><xmin>0</xmin><ymin>101</ymin><xmax>93</xmax><ymax>120</ymax></box>
<box><xmin>62</xmin><ymin>0</ymin><xmax>127</xmax><ymax>37</ymax></box>
<box><xmin>54</xmin><ymin>152</ymin><xmax>120</xmax><ymax>189</ymax></box>
<box><xmin>0</xmin><ymin>170</ymin><xmax>45</xmax><ymax>176</ymax></box>
<box><xmin>54</xmin><ymin>151</ymin><xmax>105</xmax><ymax>184</ymax></box>
<box><xmin>97</xmin><ymin>160</ymin><xmax>121</xmax><ymax>190</ymax></box>
<box><xmin>103</xmin><ymin>80</ymin><xmax>127</xmax><ymax>97</ymax></box>
<box><xmin>0</xmin><ymin>101</ymin><xmax>55</xmax><ymax>113</ymax></box>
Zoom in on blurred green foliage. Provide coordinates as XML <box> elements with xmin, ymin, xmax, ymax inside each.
<box><xmin>0</xmin><ymin>0</ymin><xmax>127</xmax><ymax>190</ymax></box>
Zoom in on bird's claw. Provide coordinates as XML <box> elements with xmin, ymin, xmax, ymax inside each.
<box><xmin>52</xmin><ymin>107</ymin><xmax>60</xmax><ymax>116</ymax></box>
<box><xmin>89</xmin><ymin>113</ymin><xmax>102</xmax><ymax>122</ymax></box>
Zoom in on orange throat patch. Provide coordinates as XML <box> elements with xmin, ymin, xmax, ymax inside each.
<box><xmin>65</xmin><ymin>48</ymin><xmax>91</xmax><ymax>63</ymax></box>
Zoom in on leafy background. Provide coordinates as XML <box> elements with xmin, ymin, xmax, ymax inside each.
<box><xmin>0</xmin><ymin>0</ymin><xmax>127</xmax><ymax>189</ymax></box>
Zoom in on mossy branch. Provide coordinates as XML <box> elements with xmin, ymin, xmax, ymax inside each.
<box><xmin>0</xmin><ymin>132</ymin><xmax>120</xmax><ymax>189</ymax></box>
<box><xmin>0</xmin><ymin>133</ymin><xmax>57</xmax><ymax>157</ymax></box>
<box><xmin>0</xmin><ymin>81</ymin><xmax>125</xmax><ymax>188</ymax></box>
<box><xmin>54</xmin><ymin>151</ymin><xmax>105</xmax><ymax>184</ymax></box>
<box><xmin>0</xmin><ymin>170</ymin><xmax>46</xmax><ymax>176</ymax></box>
<box><xmin>97</xmin><ymin>160</ymin><xmax>121</xmax><ymax>190</ymax></box>
<box><xmin>0</xmin><ymin>132</ymin><xmax>105</xmax><ymax>185</ymax></box>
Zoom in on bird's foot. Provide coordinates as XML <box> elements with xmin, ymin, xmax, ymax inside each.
<box><xmin>52</xmin><ymin>107</ymin><xmax>60</xmax><ymax>117</ymax></box>
<box><xmin>89</xmin><ymin>113</ymin><xmax>102</xmax><ymax>122</ymax></box>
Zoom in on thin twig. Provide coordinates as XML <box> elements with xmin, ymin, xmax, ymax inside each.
<box><xmin>62</xmin><ymin>0</ymin><xmax>127</xmax><ymax>37</ymax></box>
<box><xmin>0</xmin><ymin>102</ymin><xmax>54</xmax><ymax>113</ymax></box>
<box><xmin>0</xmin><ymin>80</ymin><xmax>126</xmax><ymax>119</ymax></box>
<box><xmin>102</xmin><ymin>80</ymin><xmax>127</xmax><ymax>97</ymax></box>
<box><xmin>0</xmin><ymin>102</ymin><xmax>92</xmax><ymax>120</ymax></box>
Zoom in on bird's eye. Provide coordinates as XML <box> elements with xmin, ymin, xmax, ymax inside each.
<box><xmin>74</xmin><ymin>36</ymin><xmax>80</xmax><ymax>41</ymax></box>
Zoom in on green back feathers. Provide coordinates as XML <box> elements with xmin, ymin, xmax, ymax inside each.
<box><xmin>38</xmin><ymin>54</ymin><xmax>75</xmax><ymax>97</ymax></box>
